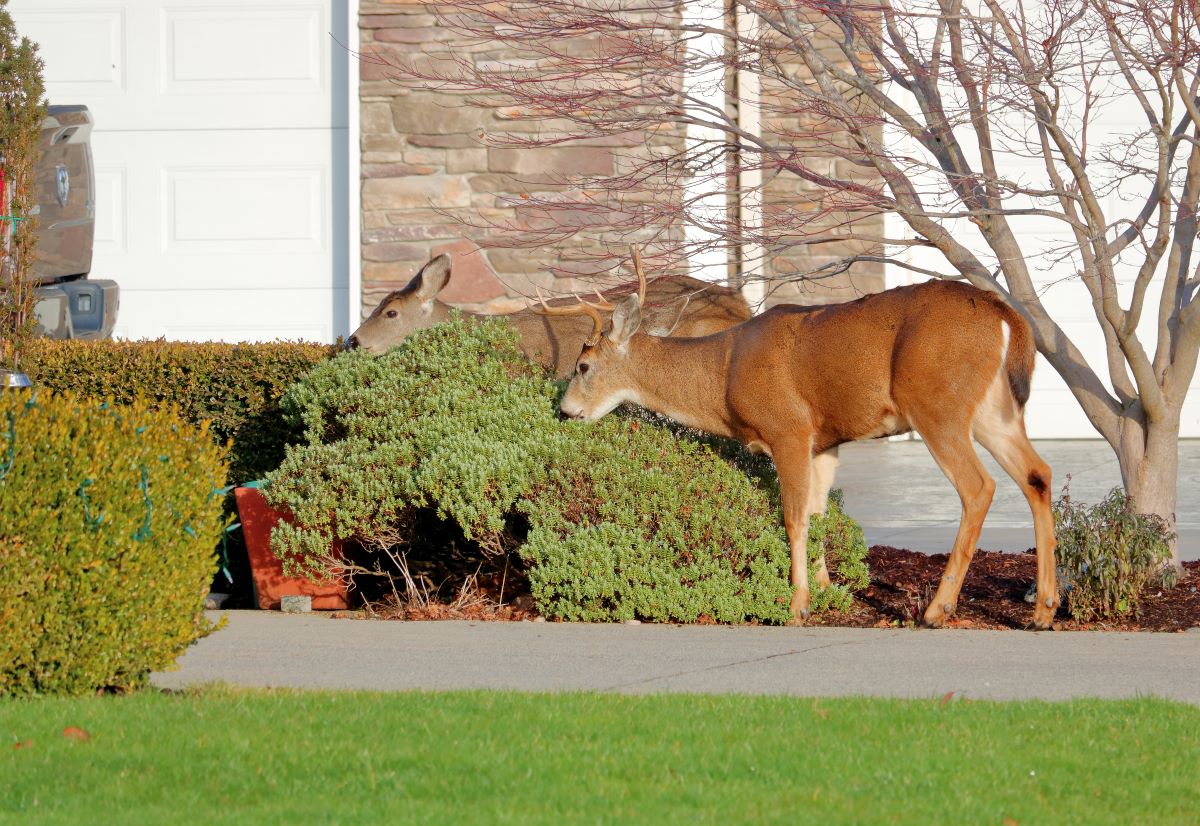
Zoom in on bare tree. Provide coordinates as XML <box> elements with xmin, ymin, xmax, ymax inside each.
<box><xmin>376</xmin><ymin>0</ymin><xmax>1200</xmax><ymax>566</ymax></box>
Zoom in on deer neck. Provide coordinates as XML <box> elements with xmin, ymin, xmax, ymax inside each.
<box><xmin>626</xmin><ymin>335</ymin><xmax>734</xmax><ymax>439</ymax></box>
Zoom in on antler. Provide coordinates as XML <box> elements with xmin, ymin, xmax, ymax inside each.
<box><xmin>530</xmin><ymin>287</ymin><xmax>607</xmax><ymax>346</ymax></box>
<box><xmin>630</xmin><ymin>245</ymin><xmax>647</xmax><ymax>305</ymax></box>
<box><xmin>526</xmin><ymin>246</ymin><xmax>649</xmax><ymax>346</ymax></box>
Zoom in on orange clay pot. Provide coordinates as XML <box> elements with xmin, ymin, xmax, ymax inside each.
<box><xmin>234</xmin><ymin>486</ymin><xmax>349</xmax><ymax>611</ymax></box>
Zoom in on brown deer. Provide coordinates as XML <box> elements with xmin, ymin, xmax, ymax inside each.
<box><xmin>556</xmin><ymin>279</ymin><xmax>1059</xmax><ymax>629</ymax></box>
<box><xmin>347</xmin><ymin>253</ymin><xmax>752</xmax><ymax>378</ymax></box>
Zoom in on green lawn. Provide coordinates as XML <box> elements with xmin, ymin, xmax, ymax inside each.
<box><xmin>2</xmin><ymin>689</ymin><xmax>1196</xmax><ymax>824</ymax></box>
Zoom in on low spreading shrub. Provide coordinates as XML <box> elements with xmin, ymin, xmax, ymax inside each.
<box><xmin>1053</xmin><ymin>485</ymin><xmax>1176</xmax><ymax>622</ymax></box>
<box><xmin>266</xmin><ymin>316</ymin><xmax>868</xmax><ymax>624</ymax></box>
<box><xmin>0</xmin><ymin>391</ymin><xmax>229</xmax><ymax>695</ymax></box>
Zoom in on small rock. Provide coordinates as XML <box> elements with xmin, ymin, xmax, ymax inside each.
<box><xmin>204</xmin><ymin>592</ymin><xmax>230</xmax><ymax>610</ymax></box>
<box><xmin>624</xmin><ymin>619</ymin><xmax>641</xmax><ymax>625</ymax></box>
<box><xmin>280</xmin><ymin>595</ymin><xmax>312</xmax><ymax>614</ymax></box>
<box><xmin>532</xmin><ymin>615</ymin><xmax>547</xmax><ymax>623</ymax></box>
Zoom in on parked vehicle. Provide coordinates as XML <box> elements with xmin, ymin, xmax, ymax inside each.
<box><xmin>10</xmin><ymin>105</ymin><xmax>118</xmax><ymax>339</ymax></box>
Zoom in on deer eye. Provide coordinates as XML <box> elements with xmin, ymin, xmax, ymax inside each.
<box><xmin>578</xmin><ymin>362</ymin><xmax>590</xmax><ymax>376</ymax></box>
<box><xmin>385</xmin><ymin>309</ymin><xmax>398</xmax><ymax>319</ymax></box>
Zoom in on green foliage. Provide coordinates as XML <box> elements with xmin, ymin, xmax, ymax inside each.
<box><xmin>268</xmin><ymin>315</ymin><xmax>869</xmax><ymax>623</ymax></box>
<box><xmin>1053</xmin><ymin>486</ymin><xmax>1176</xmax><ymax>622</ymax></box>
<box><xmin>0</xmin><ymin>391</ymin><xmax>230</xmax><ymax>695</ymax></box>
<box><xmin>23</xmin><ymin>338</ymin><xmax>334</xmax><ymax>487</ymax></box>
<box><xmin>0</xmin><ymin>0</ymin><xmax>48</xmax><ymax>370</ymax></box>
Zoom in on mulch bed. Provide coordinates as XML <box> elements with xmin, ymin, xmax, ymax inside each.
<box><xmin>812</xmin><ymin>547</ymin><xmax>1200</xmax><ymax>632</ymax></box>
<box><xmin>331</xmin><ymin>546</ymin><xmax>1200</xmax><ymax>632</ymax></box>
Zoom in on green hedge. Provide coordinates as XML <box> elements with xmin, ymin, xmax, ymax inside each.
<box><xmin>23</xmin><ymin>338</ymin><xmax>334</xmax><ymax>487</ymax></box>
<box><xmin>0</xmin><ymin>391</ymin><xmax>229</xmax><ymax>695</ymax></box>
<box><xmin>267</xmin><ymin>315</ymin><xmax>869</xmax><ymax>624</ymax></box>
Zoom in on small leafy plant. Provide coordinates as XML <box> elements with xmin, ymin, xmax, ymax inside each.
<box><xmin>1053</xmin><ymin>484</ymin><xmax>1176</xmax><ymax>622</ymax></box>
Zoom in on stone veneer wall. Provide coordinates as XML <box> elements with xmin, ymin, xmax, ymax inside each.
<box><xmin>358</xmin><ymin>1</ymin><xmax>883</xmax><ymax>318</ymax></box>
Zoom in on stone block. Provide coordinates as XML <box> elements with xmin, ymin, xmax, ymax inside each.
<box><xmin>431</xmin><ymin>239</ymin><xmax>506</xmax><ymax>303</ymax></box>
<box><xmin>363</xmin><ymin>241</ymin><xmax>429</xmax><ymax>263</ymax></box>
<box><xmin>392</xmin><ymin>95</ymin><xmax>489</xmax><ymax>134</ymax></box>
<box><xmin>362</xmin><ymin>175</ymin><xmax>471</xmax><ymax>210</ymax></box>
<box><xmin>361</xmin><ymin>101</ymin><xmax>395</xmax><ymax>135</ymax></box>
<box><xmin>446</xmin><ymin>149</ymin><xmax>488</xmax><ymax>174</ymax></box>
<box><xmin>408</xmin><ymin>134</ymin><xmax>486</xmax><ymax>148</ymax></box>
<box><xmin>363</xmin><ymin>162</ymin><xmax>438</xmax><ymax>178</ymax></box>
<box><xmin>489</xmin><ymin>147</ymin><xmax>614</xmax><ymax>176</ymax></box>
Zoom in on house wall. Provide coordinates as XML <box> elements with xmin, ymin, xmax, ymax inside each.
<box><xmin>357</xmin><ymin>2</ymin><xmax>883</xmax><ymax>317</ymax></box>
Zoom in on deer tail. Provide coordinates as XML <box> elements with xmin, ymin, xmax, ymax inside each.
<box><xmin>1001</xmin><ymin>307</ymin><xmax>1036</xmax><ymax>410</ymax></box>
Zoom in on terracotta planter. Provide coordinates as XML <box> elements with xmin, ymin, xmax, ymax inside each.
<box><xmin>234</xmin><ymin>486</ymin><xmax>349</xmax><ymax>611</ymax></box>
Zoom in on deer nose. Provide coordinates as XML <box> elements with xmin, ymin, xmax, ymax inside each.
<box><xmin>344</xmin><ymin>335</ymin><xmax>359</xmax><ymax>351</ymax></box>
<box><xmin>556</xmin><ymin>407</ymin><xmax>571</xmax><ymax>421</ymax></box>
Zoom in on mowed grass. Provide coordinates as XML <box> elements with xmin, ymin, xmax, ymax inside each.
<box><xmin>1</xmin><ymin>689</ymin><xmax>1197</xmax><ymax>824</ymax></box>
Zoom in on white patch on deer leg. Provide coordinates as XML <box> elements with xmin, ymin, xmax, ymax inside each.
<box><xmin>807</xmin><ymin>450</ymin><xmax>840</xmax><ymax>516</ymax></box>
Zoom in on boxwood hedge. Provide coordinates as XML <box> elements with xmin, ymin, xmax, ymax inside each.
<box><xmin>0</xmin><ymin>392</ymin><xmax>229</xmax><ymax>695</ymax></box>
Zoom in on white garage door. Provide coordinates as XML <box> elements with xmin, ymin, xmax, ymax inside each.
<box><xmin>10</xmin><ymin>0</ymin><xmax>350</xmax><ymax>343</ymax></box>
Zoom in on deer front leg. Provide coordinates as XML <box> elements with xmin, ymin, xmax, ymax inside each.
<box><xmin>775</xmin><ymin>437</ymin><xmax>816</xmax><ymax>624</ymax></box>
<box><xmin>807</xmin><ymin>448</ymin><xmax>840</xmax><ymax>589</ymax></box>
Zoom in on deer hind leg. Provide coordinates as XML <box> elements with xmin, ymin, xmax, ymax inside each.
<box><xmin>916</xmin><ymin>423</ymin><xmax>996</xmax><ymax>628</ymax></box>
<box><xmin>972</xmin><ymin>382</ymin><xmax>1059</xmax><ymax>629</ymax></box>
<box><xmin>807</xmin><ymin>448</ymin><xmax>840</xmax><ymax>588</ymax></box>
<box><xmin>773</xmin><ymin>436</ymin><xmax>816</xmax><ymax>623</ymax></box>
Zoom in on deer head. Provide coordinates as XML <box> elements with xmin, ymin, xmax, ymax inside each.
<box><xmin>346</xmin><ymin>254</ymin><xmax>452</xmax><ymax>353</ymax></box>
<box><xmin>559</xmin><ymin>294</ymin><xmax>645</xmax><ymax>421</ymax></box>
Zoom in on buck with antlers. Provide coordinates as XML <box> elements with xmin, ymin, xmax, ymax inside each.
<box><xmin>555</xmin><ymin>276</ymin><xmax>1059</xmax><ymax>628</ymax></box>
<box><xmin>347</xmin><ymin>253</ymin><xmax>751</xmax><ymax>378</ymax></box>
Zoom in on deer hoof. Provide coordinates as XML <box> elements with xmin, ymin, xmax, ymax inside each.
<box><xmin>1031</xmin><ymin>598</ymin><xmax>1058</xmax><ymax>630</ymax></box>
<box><xmin>922</xmin><ymin>603</ymin><xmax>952</xmax><ymax>628</ymax></box>
<box><xmin>789</xmin><ymin>589</ymin><xmax>811</xmax><ymax>625</ymax></box>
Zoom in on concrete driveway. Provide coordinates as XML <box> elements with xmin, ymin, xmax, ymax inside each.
<box><xmin>152</xmin><ymin>612</ymin><xmax>1200</xmax><ymax>704</ymax></box>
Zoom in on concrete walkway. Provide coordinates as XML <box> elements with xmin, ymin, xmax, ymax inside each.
<box><xmin>839</xmin><ymin>439</ymin><xmax>1200</xmax><ymax>560</ymax></box>
<box><xmin>152</xmin><ymin>612</ymin><xmax>1200</xmax><ymax>704</ymax></box>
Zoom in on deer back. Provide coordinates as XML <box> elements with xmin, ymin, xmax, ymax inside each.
<box><xmin>350</xmin><ymin>254</ymin><xmax>753</xmax><ymax>378</ymax></box>
<box><xmin>562</xmin><ymin>280</ymin><xmax>1034</xmax><ymax>453</ymax></box>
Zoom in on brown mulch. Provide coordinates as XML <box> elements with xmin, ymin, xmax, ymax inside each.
<box><xmin>811</xmin><ymin>547</ymin><xmax>1200</xmax><ymax>632</ymax></box>
<box><xmin>328</xmin><ymin>546</ymin><xmax>1200</xmax><ymax>631</ymax></box>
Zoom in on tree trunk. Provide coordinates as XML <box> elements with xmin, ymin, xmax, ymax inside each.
<box><xmin>1114</xmin><ymin>412</ymin><xmax>1183</xmax><ymax>572</ymax></box>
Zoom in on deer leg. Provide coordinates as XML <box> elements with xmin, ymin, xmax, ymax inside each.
<box><xmin>917</xmin><ymin>426</ymin><xmax>995</xmax><ymax>628</ymax></box>
<box><xmin>774</xmin><ymin>437</ymin><xmax>815</xmax><ymax>623</ymax></box>
<box><xmin>973</xmin><ymin>388</ymin><xmax>1059</xmax><ymax>629</ymax></box>
<box><xmin>807</xmin><ymin>448</ymin><xmax>840</xmax><ymax>588</ymax></box>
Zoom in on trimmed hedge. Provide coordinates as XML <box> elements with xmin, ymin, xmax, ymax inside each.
<box><xmin>267</xmin><ymin>315</ymin><xmax>869</xmax><ymax>624</ymax></box>
<box><xmin>22</xmin><ymin>338</ymin><xmax>335</xmax><ymax>487</ymax></box>
<box><xmin>0</xmin><ymin>391</ymin><xmax>230</xmax><ymax>695</ymax></box>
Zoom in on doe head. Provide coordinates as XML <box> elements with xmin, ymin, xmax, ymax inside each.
<box><xmin>346</xmin><ymin>254</ymin><xmax>452</xmax><ymax>354</ymax></box>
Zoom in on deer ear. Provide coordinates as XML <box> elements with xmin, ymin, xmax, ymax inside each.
<box><xmin>607</xmin><ymin>294</ymin><xmax>642</xmax><ymax>348</ymax></box>
<box><xmin>641</xmin><ymin>296</ymin><xmax>688</xmax><ymax>337</ymax></box>
<box><xmin>411</xmin><ymin>255</ymin><xmax>451</xmax><ymax>302</ymax></box>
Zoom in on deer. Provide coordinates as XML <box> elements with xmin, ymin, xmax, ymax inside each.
<box><xmin>347</xmin><ymin>253</ymin><xmax>752</xmax><ymax>379</ymax></box>
<box><xmin>552</xmin><ymin>274</ymin><xmax>1060</xmax><ymax>629</ymax></box>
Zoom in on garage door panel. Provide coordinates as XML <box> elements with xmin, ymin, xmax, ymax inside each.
<box><xmin>164</xmin><ymin>167</ymin><xmax>325</xmax><ymax>254</ymax></box>
<box><xmin>89</xmin><ymin>129</ymin><xmax>340</xmax><ymax>292</ymax></box>
<box><xmin>13</xmin><ymin>7</ymin><xmax>126</xmax><ymax>93</ymax></box>
<box><xmin>163</xmin><ymin>5</ymin><xmax>323</xmax><ymax>93</ymax></box>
